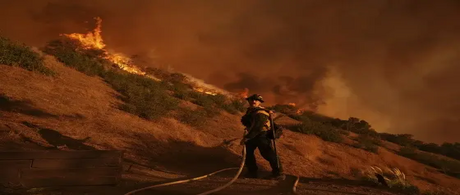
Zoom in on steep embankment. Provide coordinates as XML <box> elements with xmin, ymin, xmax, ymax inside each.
<box><xmin>1</xmin><ymin>51</ymin><xmax>460</xmax><ymax>195</ymax></box>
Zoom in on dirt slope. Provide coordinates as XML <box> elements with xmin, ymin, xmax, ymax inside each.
<box><xmin>1</xmin><ymin>53</ymin><xmax>460</xmax><ymax>195</ymax></box>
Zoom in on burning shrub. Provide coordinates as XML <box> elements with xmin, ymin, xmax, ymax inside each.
<box><xmin>43</xmin><ymin>39</ymin><xmax>108</xmax><ymax>76</ymax></box>
<box><xmin>42</xmin><ymin>17</ymin><xmax>245</xmax><ymax>122</ymax></box>
<box><xmin>0</xmin><ymin>36</ymin><xmax>55</xmax><ymax>76</ymax></box>
<box><xmin>43</xmin><ymin>37</ymin><xmax>179</xmax><ymax>120</ymax></box>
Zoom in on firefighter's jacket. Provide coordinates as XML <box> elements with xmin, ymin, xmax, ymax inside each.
<box><xmin>241</xmin><ymin>106</ymin><xmax>272</xmax><ymax>140</ymax></box>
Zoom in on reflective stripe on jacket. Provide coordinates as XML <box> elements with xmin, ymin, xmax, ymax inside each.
<box><xmin>243</xmin><ymin>107</ymin><xmax>272</xmax><ymax>140</ymax></box>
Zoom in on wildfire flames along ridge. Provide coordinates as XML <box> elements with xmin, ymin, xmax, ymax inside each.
<box><xmin>61</xmin><ymin>17</ymin><xmax>227</xmax><ymax>96</ymax></box>
<box><xmin>60</xmin><ymin>17</ymin><xmax>305</xmax><ymax>110</ymax></box>
<box><xmin>61</xmin><ymin>17</ymin><xmax>147</xmax><ymax>76</ymax></box>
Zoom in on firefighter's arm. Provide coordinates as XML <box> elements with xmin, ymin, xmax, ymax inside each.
<box><xmin>244</xmin><ymin>112</ymin><xmax>270</xmax><ymax>140</ymax></box>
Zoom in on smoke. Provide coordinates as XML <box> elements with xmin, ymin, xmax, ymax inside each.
<box><xmin>1</xmin><ymin>0</ymin><xmax>460</xmax><ymax>143</ymax></box>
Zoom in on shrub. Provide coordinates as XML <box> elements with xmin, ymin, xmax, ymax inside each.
<box><xmin>189</xmin><ymin>92</ymin><xmax>214</xmax><ymax>108</ymax></box>
<box><xmin>209</xmin><ymin>94</ymin><xmax>227</xmax><ymax>107</ymax></box>
<box><xmin>288</xmin><ymin>118</ymin><xmax>343</xmax><ymax>143</ymax></box>
<box><xmin>329</xmin><ymin>118</ymin><xmax>348</xmax><ymax>129</ymax></box>
<box><xmin>339</xmin><ymin>130</ymin><xmax>350</xmax><ymax>136</ymax></box>
<box><xmin>176</xmin><ymin>108</ymin><xmax>209</xmax><ymax>128</ymax></box>
<box><xmin>104</xmin><ymin>70</ymin><xmax>179</xmax><ymax>120</ymax></box>
<box><xmin>203</xmin><ymin>106</ymin><xmax>221</xmax><ymax>117</ymax></box>
<box><xmin>161</xmin><ymin>78</ymin><xmax>243</xmax><ymax>114</ymax></box>
<box><xmin>354</xmin><ymin>135</ymin><xmax>380</xmax><ymax>153</ymax></box>
<box><xmin>380</xmin><ymin>132</ymin><xmax>460</xmax><ymax>161</ymax></box>
<box><xmin>168</xmin><ymin>82</ymin><xmax>193</xmax><ymax>101</ymax></box>
<box><xmin>42</xmin><ymin>37</ymin><xmax>246</xmax><ymax>123</ymax></box>
<box><xmin>212</xmin><ymin>95</ymin><xmax>247</xmax><ymax>115</ymax></box>
<box><xmin>341</xmin><ymin>117</ymin><xmax>380</xmax><ymax>137</ymax></box>
<box><xmin>187</xmin><ymin>92</ymin><xmax>246</xmax><ymax>115</ymax></box>
<box><xmin>176</xmin><ymin>95</ymin><xmax>242</xmax><ymax>127</ymax></box>
<box><xmin>380</xmin><ymin>133</ymin><xmax>415</xmax><ymax>147</ymax></box>
<box><xmin>399</xmin><ymin>146</ymin><xmax>460</xmax><ymax>179</ymax></box>
<box><xmin>0</xmin><ymin>37</ymin><xmax>55</xmax><ymax>76</ymax></box>
<box><xmin>43</xmin><ymin>39</ymin><xmax>107</xmax><ymax>76</ymax></box>
<box><xmin>227</xmin><ymin>98</ymin><xmax>246</xmax><ymax>113</ymax></box>
<box><xmin>361</xmin><ymin>166</ymin><xmax>420</xmax><ymax>195</ymax></box>
<box><xmin>438</xmin><ymin>142</ymin><xmax>460</xmax><ymax>161</ymax></box>
<box><xmin>144</xmin><ymin>67</ymin><xmax>171</xmax><ymax>80</ymax></box>
<box><xmin>301</xmin><ymin>111</ymin><xmax>334</xmax><ymax>123</ymax></box>
<box><xmin>417</xmin><ymin>143</ymin><xmax>442</xmax><ymax>154</ymax></box>
<box><xmin>267</xmin><ymin>104</ymin><xmax>297</xmax><ymax>115</ymax></box>
<box><xmin>44</xmin><ymin>38</ymin><xmax>180</xmax><ymax>120</ymax></box>
<box><xmin>166</xmin><ymin>72</ymin><xmax>187</xmax><ymax>84</ymax></box>
<box><xmin>221</xmin><ymin>103</ymin><xmax>239</xmax><ymax>115</ymax></box>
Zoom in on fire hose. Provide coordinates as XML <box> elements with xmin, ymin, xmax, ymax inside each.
<box><xmin>124</xmin><ymin>117</ymin><xmax>300</xmax><ymax>195</ymax></box>
<box><xmin>123</xmin><ymin>145</ymin><xmax>246</xmax><ymax>195</ymax></box>
<box><xmin>123</xmin><ymin>144</ymin><xmax>299</xmax><ymax>195</ymax></box>
<box><xmin>124</xmin><ymin>130</ymin><xmax>248</xmax><ymax>195</ymax></box>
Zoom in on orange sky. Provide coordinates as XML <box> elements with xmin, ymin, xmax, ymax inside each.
<box><xmin>1</xmin><ymin>0</ymin><xmax>459</xmax><ymax>143</ymax></box>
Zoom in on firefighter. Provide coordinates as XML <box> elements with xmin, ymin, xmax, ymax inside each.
<box><xmin>240</xmin><ymin>94</ymin><xmax>285</xmax><ymax>180</ymax></box>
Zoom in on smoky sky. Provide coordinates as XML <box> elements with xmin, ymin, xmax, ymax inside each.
<box><xmin>1</xmin><ymin>0</ymin><xmax>460</xmax><ymax>143</ymax></box>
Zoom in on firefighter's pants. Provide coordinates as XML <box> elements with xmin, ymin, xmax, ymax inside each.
<box><xmin>244</xmin><ymin>132</ymin><xmax>283</xmax><ymax>175</ymax></box>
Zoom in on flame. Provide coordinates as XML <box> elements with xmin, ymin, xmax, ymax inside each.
<box><xmin>61</xmin><ymin>17</ymin><xmax>146</xmax><ymax>76</ymax></box>
<box><xmin>193</xmin><ymin>87</ymin><xmax>218</xmax><ymax>96</ymax></box>
<box><xmin>182</xmin><ymin>73</ymin><xmax>228</xmax><ymax>96</ymax></box>
<box><xmin>239</xmin><ymin>88</ymin><xmax>249</xmax><ymax>98</ymax></box>
<box><xmin>64</xmin><ymin>17</ymin><xmax>105</xmax><ymax>49</ymax></box>
<box><xmin>296</xmin><ymin>108</ymin><xmax>305</xmax><ymax>114</ymax></box>
<box><xmin>61</xmin><ymin>17</ymin><xmax>228</xmax><ymax>96</ymax></box>
<box><xmin>286</xmin><ymin>102</ymin><xmax>304</xmax><ymax>114</ymax></box>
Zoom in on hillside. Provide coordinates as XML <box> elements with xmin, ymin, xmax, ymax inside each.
<box><xmin>1</xmin><ymin>35</ymin><xmax>460</xmax><ymax>195</ymax></box>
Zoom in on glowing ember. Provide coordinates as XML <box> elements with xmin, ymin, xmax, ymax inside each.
<box><xmin>288</xmin><ymin>103</ymin><xmax>296</xmax><ymax>107</ymax></box>
<box><xmin>193</xmin><ymin>87</ymin><xmax>218</xmax><ymax>96</ymax></box>
<box><xmin>296</xmin><ymin>108</ymin><xmax>306</xmax><ymax>114</ymax></box>
<box><xmin>240</xmin><ymin>88</ymin><xmax>249</xmax><ymax>98</ymax></box>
